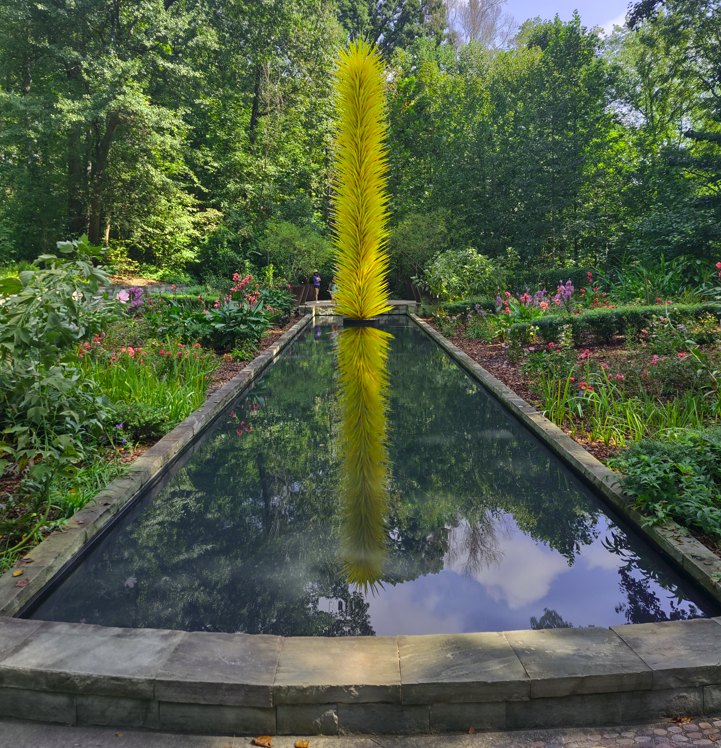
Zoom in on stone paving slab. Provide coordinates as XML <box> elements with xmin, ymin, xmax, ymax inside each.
<box><xmin>3</xmin><ymin>716</ymin><xmax>721</xmax><ymax>748</ymax></box>
<box><xmin>0</xmin><ymin>616</ymin><xmax>43</xmax><ymax>660</ymax></box>
<box><xmin>399</xmin><ymin>633</ymin><xmax>529</xmax><ymax>704</ymax></box>
<box><xmin>155</xmin><ymin>631</ymin><xmax>282</xmax><ymax>708</ymax></box>
<box><xmin>504</xmin><ymin>628</ymin><xmax>652</xmax><ymax>698</ymax></box>
<box><xmin>274</xmin><ymin>637</ymin><xmax>401</xmax><ymax>705</ymax></box>
<box><xmin>611</xmin><ymin>620</ymin><xmax>721</xmax><ymax>690</ymax></box>
<box><xmin>0</xmin><ymin>621</ymin><xmax>182</xmax><ymax>699</ymax></box>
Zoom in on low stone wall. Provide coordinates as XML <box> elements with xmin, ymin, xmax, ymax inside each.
<box><xmin>1</xmin><ymin>312</ymin><xmax>721</xmax><ymax>736</ymax></box>
<box><xmin>0</xmin><ymin>617</ymin><xmax>720</xmax><ymax>734</ymax></box>
<box><xmin>299</xmin><ymin>300</ymin><xmax>420</xmax><ymax>316</ymax></box>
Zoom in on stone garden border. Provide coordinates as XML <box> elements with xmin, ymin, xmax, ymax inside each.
<box><xmin>1</xmin><ymin>310</ymin><xmax>721</xmax><ymax>736</ymax></box>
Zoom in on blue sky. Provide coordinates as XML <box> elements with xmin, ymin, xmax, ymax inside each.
<box><xmin>504</xmin><ymin>0</ymin><xmax>629</xmax><ymax>34</ymax></box>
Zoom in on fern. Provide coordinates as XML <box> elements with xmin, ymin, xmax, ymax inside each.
<box><xmin>331</xmin><ymin>39</ymin><xmax>392</xmax><ymax>320</ymax></box>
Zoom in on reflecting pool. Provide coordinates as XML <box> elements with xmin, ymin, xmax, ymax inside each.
<box><xmin>30</xmin><ymin>317</ymin><xmax>720</xmax><ymax>634</ymax></box>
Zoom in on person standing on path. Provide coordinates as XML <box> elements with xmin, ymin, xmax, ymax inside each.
<box><xmin>313</xmin><ymin>270</ymin><xmax>321</xmax><ymax>302</ymax></box>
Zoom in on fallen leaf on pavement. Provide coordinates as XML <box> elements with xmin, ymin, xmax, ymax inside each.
<box><xmin>116</xmin><ymin>733</ymin><xmax>123</xmax><ymax>737</ymax></box>
<box><xmin>15</xmin><ymin>579</ymin><xmax>29</xmax><ymax>588</ymax></box>
<box><xmin>469</xmin><ymin>727</ymin><xmax>475</xmax><ymax>734</ymax></box>
<box><xmin>12</xmin><ymin>570</ymin><xmax>23</xmax><ymax>577</ymax></box>
<box><xmin>124</xmin><ymin>576</ymin><xmax>138</xmax><ymax>588</ymax></box>
<box><xmin>295</xmin><ymin>741</ymin><xmax>309</xmax><ymax>748</ymax></box>
<box><xmin>252</xmin><ymin>737</ymin><xmax>272</xmax><ymax>747</ymax></box>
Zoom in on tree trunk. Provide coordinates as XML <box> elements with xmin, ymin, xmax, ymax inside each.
<box><xmin>88</xmin><ymin>112</ymin><xmax>120</xmax><ymax>245</ymax></box>
<box><xmin>248</xmin><ymin>66</ymin><xmax>262</xmax><ymax>147</ymax></box>
<box><xmin>67</xmin><ymin>127</ymin><xmax>86</xmax><ymax>237</ymax></box>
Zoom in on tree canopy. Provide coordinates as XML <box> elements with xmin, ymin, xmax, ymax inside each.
<box><xmin>1</xmin><ymin>0</ymin><xmax>720</xmax><ymax>287</ymax></box>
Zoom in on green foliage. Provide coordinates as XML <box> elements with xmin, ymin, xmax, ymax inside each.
<box><xmin>387</xmin><ymin>209</ymin><xmax>450</xmax><ymax>292</ymax></box>
<box><xmin>0</xmin><ymin>237</ymin><xmax>120</xmax><ymax>562</ymax></box>
<box><xmin>79</xmin><ymin>342</ymin><xmax>216</xmax><ymax>426</ymax></box>
<box><xmin>417</xmin><ymin>248</ymin><xmax>505</xmax><ymax>302</ymax></box>
<box><xmin>510</xmin><ymin>268</ymin><xmax>595</xmax><ymax>295</ymax></box>
<box><xmin>262</xmin><ymin>220</ymin><xmax>333</xmax><ymax>286</ymax></box>
<box><xmin>597</xmin><ymin>255</ymin><xmax>703</xmax><ymax>305</ymax></box>
<box><xmin>142</xmin><ymin>295</ymin><xmax>271</xmax><ymax>351</ymax></box>
<box><xmin>609</xmin><ymin>430</ymin><xmax>721</xmax><ymax>539</ymax></box>
<box><xmin>506</xmin><ymin>303</ymin><xmax>721</xmax><ymax>345</ymax></box>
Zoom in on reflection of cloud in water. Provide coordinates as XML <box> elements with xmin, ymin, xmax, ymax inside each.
<box><xmin>445</xmin><ymin>515</ymin><xmax>571</xmax><ymax>609</ymax></box>
<box><xmin>582</xmin><ymin>531</ymin><xmax>627</xmax><ymax>572</ymax></box>
<box><xmin>364</xmin><ymin>581</ymin><xmax>464</xmax><ymax>635</ymax></box>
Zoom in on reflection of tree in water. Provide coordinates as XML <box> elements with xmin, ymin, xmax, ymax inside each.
<box><xmin>530</xmin><ymin>608</ymin><xmax>573</xmax><ymax>629</ymax></box>
<box><xmin>444</xmin><ymin>513</ymin><xmax>511</xmax><ymax>577</ymax></box>
<box><xmin>36</xmin><ymin>323</ymin><xmax>705</xmax><ymax>636</ymax></box>
<box><xmin>603</xmin><ymin>532</ymin><xmax>700</xmax><ymax>624</ymax></box>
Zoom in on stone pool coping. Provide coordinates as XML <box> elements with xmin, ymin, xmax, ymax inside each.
<box><xmin>1</xmin><ymin>311</ymin><xmax>721</xmax><ymax>736</ymax></box>
<box><xmin>409</xmin><ymin>314</ymin><xmax>721</xmax><ymax>606</ymax></box>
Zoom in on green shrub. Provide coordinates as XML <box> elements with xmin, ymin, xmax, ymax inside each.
<box><xmin>109</xmin><ymin>403</ymin><xmax>172</xmax><ymax>442</ymax></box>
<box><xmin>506</xmin><ymin>304</ymin><xmax>721</xmax><ymax>345</ymax></box>
<box><xmin>262</xmin><ymin>220</ymin><xmax>332</xmax><ymax>285</ymax></box>
<box><xmin>416</xmin><ymin>248</ymin><xmax>506</xmax><ymax>302</ymax></box>
<box><xmin>441</xmin><ymin>297</ymin><xmax>496</xmax><ymax>315</ymax></box>
<box><xmin>509</xmin><ymin>268</ymin><xmax>594</xmax><ymax>295</ymax></box>
<box><xmin>609</xmin><ymin>429</ymin><xmax>721</xmax><ymax>539</ymax></box>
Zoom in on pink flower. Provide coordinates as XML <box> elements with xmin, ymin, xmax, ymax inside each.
<box><xmin>716</xmin><ymin>262</ymin><xmax>721</xmax><ymax>270</ymax></box>
<box><xmin>678</xmin><ymin>352</ymin><xmax>686</xmax><ymax>358</ymax></box>
<box><xmin>230</xmin><ymin>411</ymin><xmax>236</xmax><ymax>418</ymax></box>
<box><xmin>115</xmin><ymin>290</ymin><xmax>129</xmax><ymax>304</ymax></box>
<box><xmin>159</xmin><ymin>349</ymin><xmax>165</xmax><ymax>355</ymax></box>
<box><xmin>614</xmin><ymin>373</ymin><xmax>625</xmax><ymax>381</ymax></box>
<box><xmin>194</xmin><ymin>342</ymin><xmax>201</xmax><ymax>348</ymax></box>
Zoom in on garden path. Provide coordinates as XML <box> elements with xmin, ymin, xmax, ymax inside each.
<box><xmin>1</xmin><ymin>717</ymin><xmax>719</xmax><ymax>748</ymax></box>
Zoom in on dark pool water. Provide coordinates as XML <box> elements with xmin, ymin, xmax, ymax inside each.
<box><xmin>30</xmin><ymin>317</ymin><xmax>719</xmax><ymax>635</ymax></box>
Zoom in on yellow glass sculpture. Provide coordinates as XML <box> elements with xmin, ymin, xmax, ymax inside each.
<box><xmin>331</xmin><ymin>39</ymin><xmax>392</xmax><ymax>320</ymax></box>
<box><xmin>336</xmin><ymin>325</ymin><xmax>392</xmax><ymax>590</ymax></box>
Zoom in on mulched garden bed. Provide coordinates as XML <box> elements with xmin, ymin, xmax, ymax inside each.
<box><xmin>438</xmin><ymin>329</ymin><xmax>621</xmax><ymax>463</ymax></box>
<box><xmin>207</xmin><ymin>317</ymin><xmax>298</xmax><ymax>393</ymax></box>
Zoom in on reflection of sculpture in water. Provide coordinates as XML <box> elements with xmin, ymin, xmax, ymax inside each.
<box><xmin>336</xmin><ymin>325</ymin><xmax>393</xmax><ymax>591</ymax></box>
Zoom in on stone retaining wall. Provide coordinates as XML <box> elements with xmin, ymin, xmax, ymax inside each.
<box><xmin>1</xmin><ymin>311</ymin><xmax>721</xmax><ymax>736</ymax></box>
<box><xmin>0</xmin><ymin>618</ymin><xmax>720</xmax><ymax>734</ymax></box>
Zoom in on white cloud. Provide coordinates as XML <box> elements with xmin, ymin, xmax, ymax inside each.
<box><xmin>445</xmin><ymin>519</ymin><xmax>571</xmax><ymax>610</ymax></box>
<box><xmin>602</xmin><ymin>11</ymin><xmax>627</xmax><ymax>35</ymax></box>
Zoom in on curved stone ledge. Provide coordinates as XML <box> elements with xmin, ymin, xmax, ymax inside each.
<box><xmin>0</xmin><ymin>315</ymin><xmax>312</xmax><ymax>619</ymax></box>
<box><xmin>0</xmin><ymin>617</ymin><xmax>720</xmax><ymax>734</ymax></box>
<box><xmin>2</xmin><ymin>313</ymin><xmax>721</xmax><ymax>736</ymax></box>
